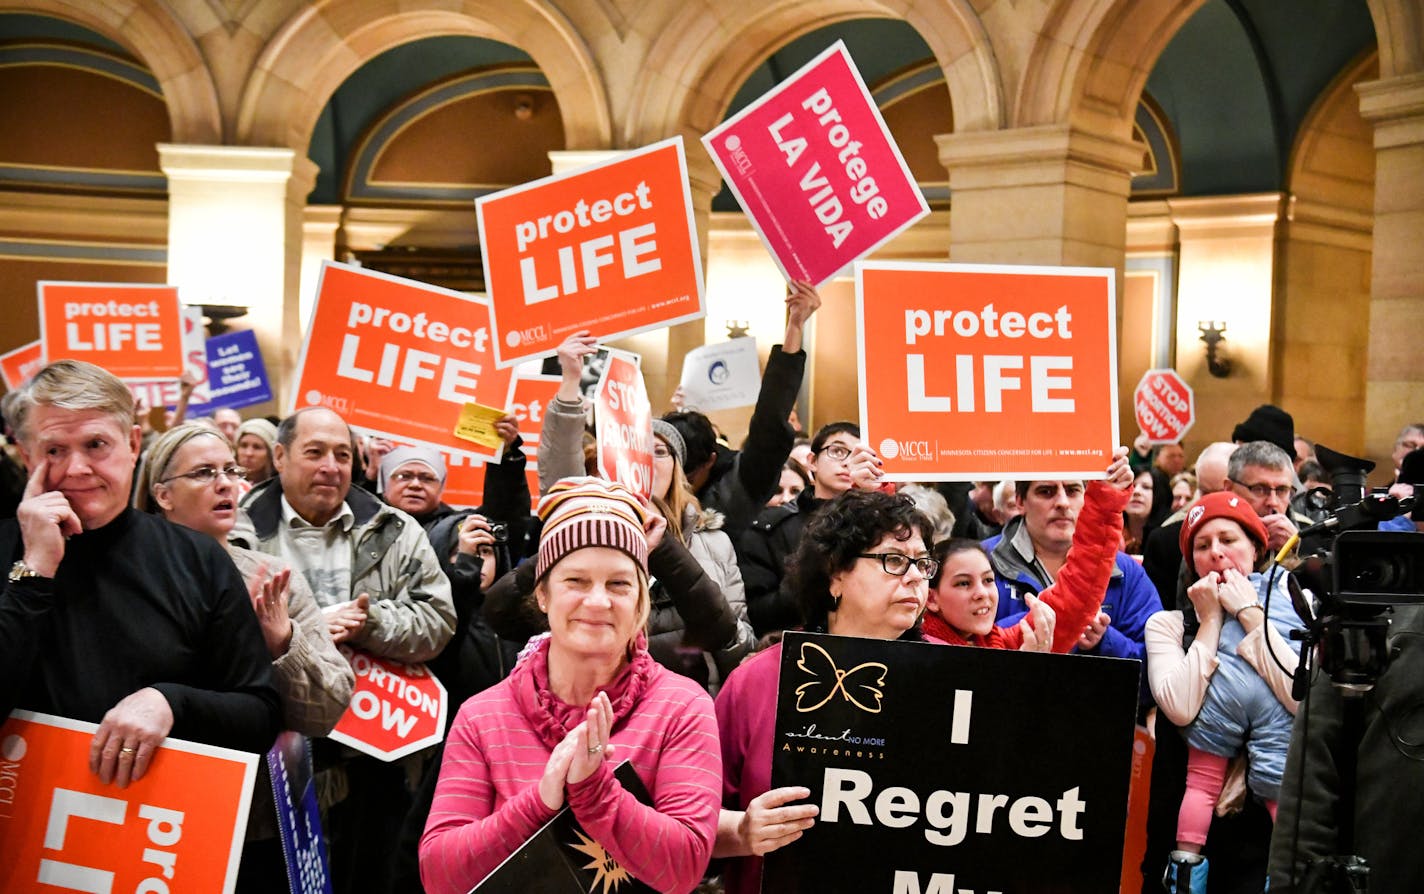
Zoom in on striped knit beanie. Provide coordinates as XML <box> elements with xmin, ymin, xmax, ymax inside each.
<box><xmin>536</xmin><ymin>476</ymin><xmax>650</xmax><ymax>579</ymax></box>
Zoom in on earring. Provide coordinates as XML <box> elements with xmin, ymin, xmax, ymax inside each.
<box><xmin>830</xmin><ymin>594</ymin><xmax>842</xmax><ymax>611</ymax></box>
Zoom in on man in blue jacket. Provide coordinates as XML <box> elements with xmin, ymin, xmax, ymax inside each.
<box><xmin>983</xmin><ymin>477</ymin><xmax>1161</xmax><ymax>697</ymax></box>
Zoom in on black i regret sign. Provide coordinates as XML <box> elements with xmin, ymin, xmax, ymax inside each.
<box><xmin>764</xmin><ymin>631</ymin><xmax>1139</xmax><ymax>894</ymax></box>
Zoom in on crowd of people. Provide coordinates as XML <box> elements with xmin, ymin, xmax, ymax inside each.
<box><xmin>2</xmin><ymin>290</ymin><xmax>1422</xmax><ymax>893</ymax></box>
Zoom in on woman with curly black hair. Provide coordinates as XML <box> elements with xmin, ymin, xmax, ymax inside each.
<box><xmin>711</xmin><ymin>489</ymin><xmax>935</xmax><ymax>894</ymax></box>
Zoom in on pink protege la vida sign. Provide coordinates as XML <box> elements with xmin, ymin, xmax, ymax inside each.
<box><xmin>703</xmin><ymin>40</ymin><xmax>929</xmax><ymax>287</ymax></box>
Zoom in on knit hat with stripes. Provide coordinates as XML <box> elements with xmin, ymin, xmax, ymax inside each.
<box><xmin>535</xmin><ymin>476</ymin><xmax>649</xmax><ymax>580</ymax></box>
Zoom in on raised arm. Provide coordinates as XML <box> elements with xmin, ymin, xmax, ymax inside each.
<box><xmin>1029</xmin><ymin>448</ymin><xmax>1132</xmax><ymax>653</ymax></box>
<box><xmin>539</xmin><ymin>332</ymin><xmax>598</xmax><ymax>494</ymax></box>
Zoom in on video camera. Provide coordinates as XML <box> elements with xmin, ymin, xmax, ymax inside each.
<box><xmin>1288</xmin><ymin>445</ymin><xmax>1421</xmax><ymax>691</ymax></box>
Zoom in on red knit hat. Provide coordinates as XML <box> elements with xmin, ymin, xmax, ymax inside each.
<box><xmin>1179</xmin><ymin>491</ymin><xmax>1268</xmax><ymax>565</ymax></box>
<box><xmin>536</xmin><ymin>476</ymin><xmax>650</xmax><ymax>580</ymax></box>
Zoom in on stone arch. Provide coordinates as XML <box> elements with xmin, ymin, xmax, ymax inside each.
<box><xmin>1367</xmin><ymin>0</ymin><xmax>1424</xmax><ymax>78</ymax></box>
<box><xmin>2</xmin><ymin>0</ymin><xmax>221</xmax><ymax>142</ymax></box>
<box><xmin>1018</xmin><ymin>0</ymin><xmax>1206</xmax><ymax>138</ymax></box>
<box><xmin>626</xmin><ymin>0</ymin><xmax>1002</xmax><ymax>159</ymax></box>
<box><xmin>236</xmin><ymin>1</ymin><xmax>610</xmax><ymax>153</ymax></box>
<box><xmin>1288</xmin><ymin>49</ymin><xmax>1378</xmax><ymax>210</ymax></box>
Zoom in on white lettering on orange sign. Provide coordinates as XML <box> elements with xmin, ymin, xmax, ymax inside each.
<box><xmin>901</xmin><ymin>304</ymin><xmax>1076</xmax><ymax>414</ymax></box>
<box><xmin>38</xmin><ymin>789</ymin><xmax>185</xmax><ymax>894</ymax></box>
<box><xmin>513</xmin><ymin>182</ymin><xmax>663</xmax><ymax>306</ymax></box>
<box><xmin>767</xmin><ymin>86</ymin><xmax>889</xmax><ymax>250</ymax></box>
<box><xmin>335</xmin><ymin>301</ymin><xmax>490</xmax><ymax>405</ymax></box>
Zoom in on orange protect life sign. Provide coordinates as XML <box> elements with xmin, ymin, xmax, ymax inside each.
<box><xmin>0</xmin><ymin>340</ymin><xmax>43</xmax><ymax>390</ymax></box>
<box><xmin>476</xmin><ymin>137</ymin><xmax>706</xmax><ymax>368</ymax></box>
<box><xmin>38</xmin><ymin>281</ymin><xmax>185</xmax><ymax>380</ymax></box>
<box><xmin>856</xmin><ymin>261</ymin><xmax>1118</xmax><ymax>481</ymax></box>
<box><xmin>0</xmin><ymin>710</ymin><xmax>257</xmax><ymax>894</ymax></box>
<box><xmin>291</xmin><ymin>261</ymin><xmax>515</xmax><ymax>460</ymax></box>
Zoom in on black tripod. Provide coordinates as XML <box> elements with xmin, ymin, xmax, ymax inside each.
<box><xmin>1291</xmin><ymin>611</ymin><xmax>1390</xmax><ymax>894</ymax></box>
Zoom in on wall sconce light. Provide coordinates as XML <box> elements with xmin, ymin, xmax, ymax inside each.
<box><xmin>725</xmin><ymin>319</ymin><xmax>750</xmax><ymax>340</ymax></box>
<box><xmin>200</xmin><ymin>304</ymin><xmax>249</xmax><ymax>336</ymax></box>
<box><xmin>1198</xmin><ymin>320</ymin><xmax>1231</xmax><ymax>378</ymax></box>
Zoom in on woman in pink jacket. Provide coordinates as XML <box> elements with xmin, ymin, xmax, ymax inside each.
<box><xmin>420</xmin><ymin>478</ymin><xmax>721</xmax><ymax>894</ymax></box>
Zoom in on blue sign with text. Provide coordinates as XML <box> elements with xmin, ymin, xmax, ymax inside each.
<box><xmin>190</xmin><ymin>329</ymin><xmax>272</xmax><ymax>412</ymax></box>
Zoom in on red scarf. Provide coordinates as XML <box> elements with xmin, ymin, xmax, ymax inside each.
<box><xmin>509</xmin><ymin>633</ymin><xmax>656</xmax><ymax>750</ymax></box>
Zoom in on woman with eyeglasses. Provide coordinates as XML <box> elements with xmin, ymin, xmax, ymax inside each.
<box><xmin>135</xmin><ymin>423</ymin><xmax>354</xmax><ymax>890</ymax></box>
<box><xmin>713</xmin><ymin>488</ymin><xmax>932</xmax><ymax>894</ymax></box>
<box><xmin>921</xmin><ymin>448</ymin><xmax>1133</xmax><ymax>651</ymax></box>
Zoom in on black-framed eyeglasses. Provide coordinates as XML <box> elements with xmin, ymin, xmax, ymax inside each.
<box><xmin>1229</xmin><ymin>478</ymin><xmax>1293</xmax><ymax>501</ymax></box>
<box><xmin>857</xmin><ymin>552</ymin><xmax>938</xmax><ymax>577</ymax></box>
<box><xmin>161</xmin><ymin>464</ymin><xmax>248</xmax><ymax>485</ymax></box>
<box><xmin>819</xmin><ymin>443</ymin><xmax>853</xmax><ymax>461</ymax></box>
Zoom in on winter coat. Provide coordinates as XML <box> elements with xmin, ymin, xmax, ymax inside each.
<box><xmin>232</xmin><ymin>479</ymin><xmax>455</xmax><ymax>663</ymax></box>
<box><xmin>738</xmin><ymin>488</ymin><xmax>826</xmax><ymax>637</ymax></box>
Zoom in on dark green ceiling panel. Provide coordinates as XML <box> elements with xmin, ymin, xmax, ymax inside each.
<box><xmin>307</xmin><ymin>36</ymin><xmax>532</xmax><ymax>205</ymax></box>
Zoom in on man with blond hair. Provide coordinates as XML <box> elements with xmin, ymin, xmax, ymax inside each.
<box><xmin>0</xmin><ymin>359</ymin><xmax>280</xmax><ymax>787</ymax></box>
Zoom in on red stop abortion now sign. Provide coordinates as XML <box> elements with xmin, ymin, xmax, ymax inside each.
<box><xmin>1134</xmin><ymin>369</ymin><xmax>1194</xmax><ymax>445</ymax></box>
<box><xmin>327</xmin><ymin>647</ymin><xmax>448</xmax><ymax>761</ymax></box>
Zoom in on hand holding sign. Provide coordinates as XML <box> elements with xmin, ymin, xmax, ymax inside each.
<box><xmin>784</xmin><ymin>280</ymin><xmax>822</xmax><ymax>354</ymax></box>
<box><xmin>846</xmin><ymin>443</ymin><xmax>885</xmax><ymax>491</ymax></box>
<box><xmin>91</xmin><ymin>687</ymin><xmax>173</xmax><ymax>788</ymax></box>
<box><xmin>1105</xmin><ymin>446</ymin><xmax>1133</xmax><ymax>490</ymax></box>
<box><xmin>16</xmin><ymin>458</ymin><xmax>82</xmax><ymax>578</ymax></box>
<box><xmin>556</xmin><ymin>330</ymin><xmax>600</xmax><ymax>401</ymax></box>
<box><xmin>1017</xmin><ymin>594</ymin><xmax>1056</xmax><ymax>653</ymax></box>
<box><xmin>736</xmin><ymin>787</ymin><xmax>820</xmax><ymax>857</ymax></box>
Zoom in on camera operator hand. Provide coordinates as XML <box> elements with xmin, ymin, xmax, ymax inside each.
<box><xmin>456</xmin><ymin>514</ymin><xmax>496</xmax><ymax>557</ymax></box>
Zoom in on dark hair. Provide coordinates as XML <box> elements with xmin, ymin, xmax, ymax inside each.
<box><xmin>783</xmin><ymin>459</ymin><xmax>811</xmax><ymax>488</ymax></box>
<box><xmin>1013</xmin><ymin>478</ymin><xmax>1084</xmax><ymax>503</ymax></box>
<box><xmin>276</xmin><ymin>406</ymin><xmax>359</xmax><ymax>456</ymax></box>
<box><xmin>1298</xmin><ymin>459</ymin><xmax>1328</xmax><ymax>485</ymax></box>
<box><xmin>787</xmin><ymin>490</ymin><xmax>933</xmax><ymax>630</ymax></box>
<box><xmin>928</xmin><ymin>538</ymin><xmax>991</xmax><ymax>588</ymax></box>
<box><xmin>810</xmin><ymin>421</ymin><xmax>860</xmax><ymax>455</ymax></box>
<box><xmin>662</xmin><ymin>410</ymin><xmax>717</xmax><ymax>474</ymax></box>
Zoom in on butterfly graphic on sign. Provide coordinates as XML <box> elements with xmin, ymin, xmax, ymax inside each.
<box><xmin>794</xmin><ymin>641</ymin><xmax>888</xmax><ymax>713</ymax></box>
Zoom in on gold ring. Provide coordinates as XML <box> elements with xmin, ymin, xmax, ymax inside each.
<box><xmin>120</xmin><ymin>747</ymin><xmax>136</xmax><ymax>755</ymax></box>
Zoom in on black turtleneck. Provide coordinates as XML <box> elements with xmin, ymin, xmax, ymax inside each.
<box><xmin>0</xmin><ymin>508</ymin><xmax>280</xmax><ymax>754</ymax></box>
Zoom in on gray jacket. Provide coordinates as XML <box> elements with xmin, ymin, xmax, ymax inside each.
<box><xmin>232</xmin><ymin>479</ymin><xmax>455</xmax><ymax>664</ymax></box>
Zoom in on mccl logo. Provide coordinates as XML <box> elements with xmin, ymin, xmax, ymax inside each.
<box><xmin>878</xmin><ymin>438</ymin><xmax>933</xmax><ymax>461</ymax></box>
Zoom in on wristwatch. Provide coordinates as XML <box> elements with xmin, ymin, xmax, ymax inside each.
<box><xmin>8</xmin><ymin>560</ymin><xmax>47</xmax><ymax>583</ymax></box>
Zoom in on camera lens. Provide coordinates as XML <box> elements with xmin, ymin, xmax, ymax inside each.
<box><xmin>490</xmin><ymin>523</ymin><xmax>509</xmax><ymax>543</ymax></box>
